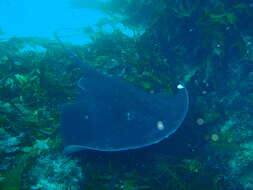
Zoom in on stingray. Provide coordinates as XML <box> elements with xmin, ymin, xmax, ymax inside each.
<box><xmin>56</xmin><ymin>35</ymin><xmax>189</xmax><ymax>153</ymax></box>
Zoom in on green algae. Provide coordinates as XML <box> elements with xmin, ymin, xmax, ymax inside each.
<box><xmin>0</xmin><ymin>154</ymin><xmax>30</xmax><ymax>190</ymax></box>
<box><xmin>0</xmin><ymin>166</ymin><xmax>23</xmax><ymax>190</ymax></box>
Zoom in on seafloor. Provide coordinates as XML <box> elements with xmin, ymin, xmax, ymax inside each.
<box><xmin>0</xmin><ymin>0</ymin><xmax>253</xmax><ymax>190</ymax></box>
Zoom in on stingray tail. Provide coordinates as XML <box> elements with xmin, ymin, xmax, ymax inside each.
<box><xmin>54</xmin><ymin>31</ymin><xmax>97</xmax><ymax>76</ymax></box>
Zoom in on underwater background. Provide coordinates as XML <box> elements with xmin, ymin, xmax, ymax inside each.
<box><xmin>0</xmin><ymin>0</ymin><xmax>253</xmax><ymax>189</ymax></box>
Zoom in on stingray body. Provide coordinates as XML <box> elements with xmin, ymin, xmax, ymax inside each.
<box><xmin>56</xmin><ymin>35</ymin><xmax>189</xmax><ymax>153</ymax></box>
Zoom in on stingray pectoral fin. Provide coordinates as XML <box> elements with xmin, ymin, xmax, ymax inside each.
<box><xmin>60</xmin><ymin>79</ymin><xmax>189</xmax><ymax>153</ymax></box>
<box><xmin>64</xmin><ymin>145</ymin><xmax>89</xmax><ymax>154</ymax></box>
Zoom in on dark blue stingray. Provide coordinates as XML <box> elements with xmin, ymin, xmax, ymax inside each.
<box><xmin>56</xmin><ymin>34</ymin><xmax>189</xmax><ymax>153</ymax></box>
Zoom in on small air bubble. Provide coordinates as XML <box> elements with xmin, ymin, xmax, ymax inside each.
<box><xmin>177</xmin><ymin>84</ymin><xmax>184</xmax><ymax>89</ymax></box>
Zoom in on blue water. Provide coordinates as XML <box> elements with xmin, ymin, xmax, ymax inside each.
<box><xmin>0</xmin><ymin>0</ymin><xmax>135</xmax><ymax>44</ymax></box>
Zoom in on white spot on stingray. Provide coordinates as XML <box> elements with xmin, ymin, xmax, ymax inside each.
<box><xmin>157</xmin><ymin>121</ymin><xmax>165</xmax><ymax>131</ymax></box>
